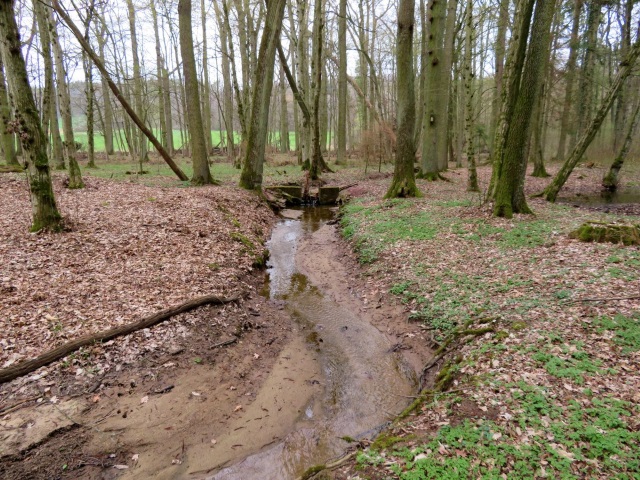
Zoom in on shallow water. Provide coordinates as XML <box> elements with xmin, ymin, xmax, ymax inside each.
<box><xmin>558</xmin><ymin>186</ymin><xmax>640</xmax><ymax>206</ymax></box>
<box><xmin>206</xmin><ymin>208</ymin><xmax>414</xmax><ymax>479</ymax></box>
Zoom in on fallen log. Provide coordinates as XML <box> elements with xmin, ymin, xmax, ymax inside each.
<box><xmin>0</xmin><ymin>293</ymin><xmax>240</xmax><ymax>385</ymax></box>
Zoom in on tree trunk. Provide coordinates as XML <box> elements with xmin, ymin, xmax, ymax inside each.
<box><xmin>125</xmin><ymin>0</ymin><xmax>148</xmax><ymax>167</ymax></box>
<box><xmin>278</xmin><ymin>62</ymin><xmax>289</xmax><ymax>152</ymax></box>
<box><xmin>97</xmin><ymin>14</ymin><xmax>113</xmax><ymax>155</ymax></box>
<box><xmin>603</xmin><ymin>100</ymin><xmax>640</xmax><ymax>191</ymax></box>
<box><xmin>488</xmin><ymin>0</ymin><xmax>509</xmax><ymax>157</ymax></box>
<box><xmin>573</xmin><ymin>1</ymin><xmax>601</xmax><ymax>147</ymax></box>
<box><xmin>555</xmin><ymin>0</ymin><xmax>582</xmax><ymax>161</ymax></box>
<box><xmin>613</xmin><ymin>0</ymin><xmax>634</xmax><ymax>152</ymax></box>
<box><xmin>0</xmin><ymin>56</ymin><xmax>16</xmax><ymax>166</ymax></box>
<box><xmin>488</xmin><ymin>0</ymin><xmax>536</xmax><ymax>198</ymax></box>
<box><xmin>213</xmin><ymin>0</ymin><xmax>235</xmax><ymax>159</ymax></box>
<box><xmin>419</xmin><ymin>0</ymin><xmax>447</xmax><ymax>179</ymax></box>
<box><xmin>51</xmin><ymin>7</ymin><xmax>84</xmax><ymax>188</ymax></box>
<box><xmin>542</xmin><ymin>39</ymin><xmax>640</xmax><ymax>202</ymax></box>
<box><xmin>82</xmin><ymin>9</ymin><xmax>96</xmax><ymax>168</ymax></box>
<box><xmin>309</xmin><ymin>0</ymin><xmax>331</xmax><ymax>180</ymax></box>
<box><xmin>529</xmin><ymin>81</ymin><xmax>549</xmax><ymax>177</ymax></box>
<box><xmin>238</xmin><ymin>0</ymin><xmax>286</xmax><ymax>190</ymax></box>
<box><xmin>464</xmin><ymin>0</ymin><xmax>478</xmax><ymax>192</ymax></box>
<box><xmin>438</xmin><ymin>0</ymin><xmax>457</xmax><ymax>171</ymax></box>
<box><xmin>0</xmin><ymin>0</ymin><xmax>62</xmax><ymax>231</ymax></box>
<box><xmin>386</xmin><ymin>0</ymin><xmax>420</xmax><ymax>198</ymax></box>
<box><xmin>200</xmin><ymin>0</ymin><xmax>212</xmax><ymax>153</ymax></box>
<box><xmin>492</xmin><ymin>0</ymin><xmax>556</xmax><ymax>218</ymax></box>
<box><xmin>150</xmin><ymin>0</ymin><xmax>168</xmax><ymax>154</ymax></box>
<box><xmin>179</xmin><ymin>0</ymin><xmax>214</xmax><ymax>185</ymax></box>
<box><xmin>336</xmin><ymin>0</ymin><xmax>347</xmax><ymax>164</ymax></box>
<box><xmin>296</xmin><ymin>0</ymin><xmax>311</xmax><ymax>168</ymax></box>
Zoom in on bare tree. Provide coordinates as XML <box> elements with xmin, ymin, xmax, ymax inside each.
<box><xmin>0</xmin><ymin>0</ymin><xmax>62</xmax><ymax>231</ymax></box>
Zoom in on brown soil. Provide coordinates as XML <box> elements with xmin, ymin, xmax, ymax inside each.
<box><xmin>296</xmin><ymin>222</ymin><xmax>432</xmax><ymax>376</ymax></box>
<box><xmin>0</xmin><ymin>271</ymin><xmax>301</xmax><ymax>479</ymax></box>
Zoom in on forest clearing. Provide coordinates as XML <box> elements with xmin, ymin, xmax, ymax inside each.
<box><xmin>1</xmin><ymin>154</ymin><xmax>639</xmax><ymax>479</ymax></box>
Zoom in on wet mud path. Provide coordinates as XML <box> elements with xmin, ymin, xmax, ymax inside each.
<box><xmin>203</xmin><ymin>208</ymin><xmax>415</xmax><ymax>479</ymax></box>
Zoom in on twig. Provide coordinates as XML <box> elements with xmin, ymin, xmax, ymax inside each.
<box><xmin>211</xmin><ymin>337</ymin><xmax>238</xmax><ymax>348</ymax></box>
<box><xmin>0</xmin><ymin>395</ymin><xmax>41</xmax><ymax>415</ymax></box>
<box><xmin>571</xmin><ymin>295</ymin><xmax>640</xmax><ymax>303</ymax></box>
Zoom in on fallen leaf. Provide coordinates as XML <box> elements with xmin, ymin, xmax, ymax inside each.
<box><xmin>233</xmin><ymin>405</ymin><xmax>243</xmax><ymax>412</ymax></box>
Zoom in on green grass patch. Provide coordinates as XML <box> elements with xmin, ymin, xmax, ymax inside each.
<box><xmin>368</xmin><ymin>383</ymin><xmax>640</xmax><ymax>479</ymax></box>
<box><xmin>532</xmin><ymin>349</ymin><xmax>605</xmax><ymax>385</ymax></box>
<box><xmin>591</xmin><ymin>314</ymin><xmax>640</xmax><ymax>353</ymax></box>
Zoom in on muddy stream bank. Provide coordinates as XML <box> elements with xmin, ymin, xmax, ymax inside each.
<box><xmin>201</xmin><ymin>208</ymin><xmax>416</xmax><ymax>479</ymax></box>
<box><xmin>1</xmin><ymin>207</ymin><xmax>418</xmax><ymax>480</ymax></box>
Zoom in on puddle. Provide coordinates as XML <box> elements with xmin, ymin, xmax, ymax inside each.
<box><xmin>203</xmin><ymin>207</ymin><xmax>415</xmax><ymax>479</ymax></box>
<box><xmin>558</xmin><ymin>187</ymin><xmax>640</xmax><ymax>206</ymax></box>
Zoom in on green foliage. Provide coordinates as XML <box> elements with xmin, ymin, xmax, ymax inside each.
<box><xmin>371</xmin><ymin>383</ymin><xmax>640</xmax><ymax>479</ymax></box>
<box><xmin>462</xmin><ymin>218</ymin><xmax>557</xmax><ymax>248</ymax></box>
<box><xmin>532</xmin><ymin>349</ymin><xmax>604</xmax><ymax>384</ymax></box>
<box><xmin>591</xmin><ymin>314</ymin><xmax>640</xmax><ymax>353</ymax></box>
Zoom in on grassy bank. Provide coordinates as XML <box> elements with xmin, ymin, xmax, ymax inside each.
<box><xmin>337</xmin><ymin>184</ymin><xmax>640</xmax><ymax>479</ymax></box>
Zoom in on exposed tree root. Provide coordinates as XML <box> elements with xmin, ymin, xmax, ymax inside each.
<box><xmin>297</xmin><ymin>451</ymin><xmax>358</xmax><ymax>480</ymax></box>
<box><xmin>0</xmin><ymin>293</ymin><xmax>241</xmax><ymax>384</ymax></box>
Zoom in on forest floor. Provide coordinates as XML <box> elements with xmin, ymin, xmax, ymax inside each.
<box><xmin>324</xmin><ymin>163</ymin><xmax>640</xmax><ymax>480</ymax></box>
<box><xmin>1</xmin><ymin>155</ymin><xmax>639</xmax><ymax>479</ymax></box>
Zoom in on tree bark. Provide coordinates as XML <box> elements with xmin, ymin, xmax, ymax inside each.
<box><xmin>0</xmin><ymin>56</ymin><xmax>16</xmax><ymax>165</ymax></box>
<box><xmin>336</xmin><ymin>0</ymin><xmax>347</xmax><ymax>164</ymax></box>
<box><xmin>278</xmin><ymin>62</ymin><xmax>289</xmax><ymax>152</ymax></box>
<box><xmin>419</xmin><ymin>0</ymin><xmax>447</xmax><ymax>179</ymax></box>
<box><xmin>125</xmin><ymin>0</ymin><xmax>148</xmax><ymax>167</ymax></box>
<box><xmin>492</xmin><ymin>0</ymin><xmax>556</xmax><ymax>218</ymax></box>
<box><xmin>96</xmin><ymin>11</ymin><xmax>113</xmax><ymax>155</ymax></box>
<box><xmin>213</xmin><ymin>0</ymin><xmax>235</xmax><ymax>158</ymax></box>
<box><xmin>385</xmin><ymin>0</ymin><xmax>420</xmax><ymax>198</ymax></box>
<box><xmin>0</xmin><ymin>0</ymin><xmax>62</xmax><ymax>231</ymax></box>
<box><xmin>488</xmin><ymin>0</ymin><xmax>509</xmax><ymax>157</ymax></box>
<box><xmin>309</xmin><ymin>0</ymin><xmax>330</xmax><ymax>180</ymax></box>
<box><xmin>179</xmin><ymin>0</ymin><xmax>214</xmax><ymax>185</ymax></box>
<box><xmin>603</xmin><ymin>100</ymin><xmax>640</xmax><ymax>191</ymax></box>
<box><xmin>555</xmin><ymin>0</ymin><xmax>582</xmax><ymax>161</ymax></box>
<box><xmin>238</xmin><ymin>0</ymin><xmax>286</xmax><ymax>190</ymax></box>
<box><xmin>200</xmin><ymin>0</ymin><xmax>213</xmax><ymax>153</ymax></box>
<box><xmin>464</xmin><ymin>0</ymin><xmax>478</xmax><ymax>192</ymax></box>
<box><xmin>50</xmin><ymin>5</ymin><xmax>84</xmax><ymax>188</ymax></box>
<box><xmin>82</xmin><ymin>2</ymin><xmax>96</xmax><ymax>169</ymax></box>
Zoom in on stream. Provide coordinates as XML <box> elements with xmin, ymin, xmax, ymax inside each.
<box><xmin>205</xmin><ymin>208</ymin><xmax>415</xmax><ymax>479</ymax></box>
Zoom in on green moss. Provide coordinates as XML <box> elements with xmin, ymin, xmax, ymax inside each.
<box><xmin>371</xmin><ymin>432</ymin><xmax>404</xmax><ymax>451</ymax></box>
<box><xmin>570</xmin><ymin>222</ymin><xmax>640</xmax><ymax>246</ymax></box>
<box><xmin>300</xmin><ymin>464</ymin><xmax>326</xmax><ymax>480</ymax></box>
<box><xmin>230</xmin><ymin>232</ymin><xmax>255</xmax><ymax>250</ymax></box>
